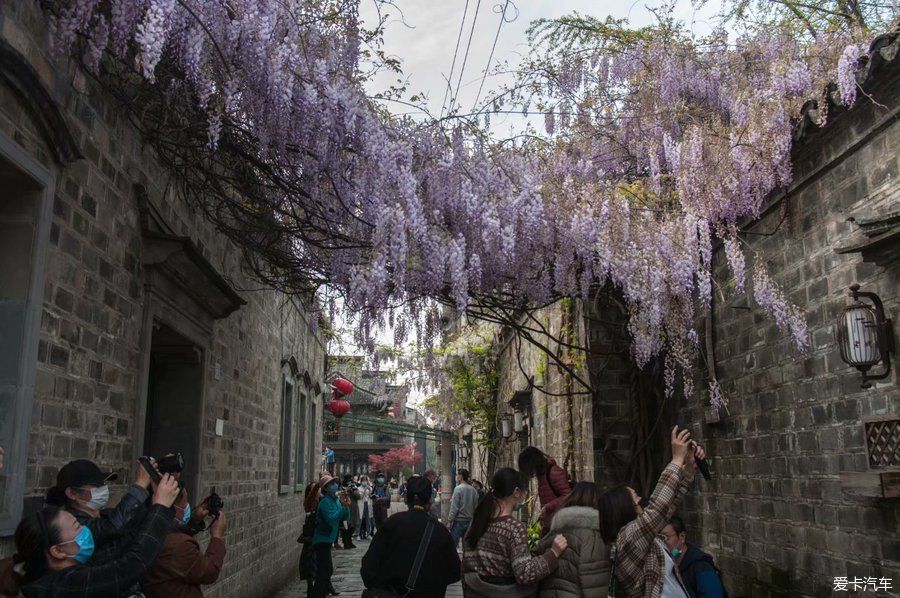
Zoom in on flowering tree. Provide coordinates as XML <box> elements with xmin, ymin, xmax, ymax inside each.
<box><xmin>368</xmin><ymin>443</ymin><xmax>422</xmax><ymax>474</ymax></box>
<box><xmin>44</xmin><ymin>0</ymin><xmax>895</xmax><ymax>405</ymax></box>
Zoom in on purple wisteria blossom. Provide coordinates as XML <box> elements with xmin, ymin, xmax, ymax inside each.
<box><xmin>44</xmin><ymin>0</ymin><xmax>868</xmax><ymax>401</ymax></box>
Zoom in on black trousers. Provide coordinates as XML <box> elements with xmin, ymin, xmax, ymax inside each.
<box><xmin>310</xmin><ymin>543</ymin><xmax>333</xmax><ymax>598</ymax></box>
<box><xmin>341</xmin><ymin>524</ymin><xmax>355</xmax><ymax>547</ymax></box>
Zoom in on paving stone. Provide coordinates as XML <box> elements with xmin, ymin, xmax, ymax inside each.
<box><xmin>273</xmin><ymin>502</ymin><xmax>464</xmax><ymax>598</ymax></box>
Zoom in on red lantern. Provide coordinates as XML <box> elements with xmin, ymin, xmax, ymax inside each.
<box><xmin>327</xmin><ymin>398</ymin><xmax>351</xmax><ymax>434</ymax></box>
<box><xmin>331</xmin><ymin>377</ymin><xmax>354</xmax><ymax>398</ymax></box>
<box><xmin>327</xmin><ymin>399</ymin><xmax>351</xmax><ymax>418</ymax></box>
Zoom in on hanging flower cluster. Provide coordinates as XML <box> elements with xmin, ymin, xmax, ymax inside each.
<box><xmin>46</xmin><ymin>0</ymin><xmax>878</xmax><ymax>399</ymax></box>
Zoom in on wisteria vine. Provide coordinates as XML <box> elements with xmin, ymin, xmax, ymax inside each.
<box><xmin>44</xmin><ymin>0</ymin><xmax>892</xmax><ymax>402</ymax></box>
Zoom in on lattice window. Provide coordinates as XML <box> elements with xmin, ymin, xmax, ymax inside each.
<box><xmin>864</xmin><ymin>418</ymin><xmax>900</xmax><ymax>471</ymax></box>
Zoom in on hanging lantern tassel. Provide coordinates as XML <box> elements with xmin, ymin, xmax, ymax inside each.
<box><xmin>327</xmin><ymin>398</ymin><xmax>351</xmax><ymax>433</ymax></box>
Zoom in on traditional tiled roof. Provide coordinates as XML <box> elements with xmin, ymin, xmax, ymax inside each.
<box><xmin>793</xmin><ymin>29</ymin><xmax>899</xmax><ymax>142</ymax></box>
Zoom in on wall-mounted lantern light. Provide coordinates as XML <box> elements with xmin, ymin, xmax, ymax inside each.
<box><xmin>458</xmin><ymin>441</ymin><xmax>469</xmax><ymax>463</ymax></box>
<box><xmin>513</xmin><ymin>410</ymin><xmax>525</xmax><ymax>433</ymax></box>
<box><xmin>837</xmin><ymin>284</ymin><xmax>895</xmax><ymax>389</ymax></box>
<box><xmin>509</xmin><ymin>389</ymin><xmax>533</xmax><ymax>435</ymax></box>
<box><xmin>500</xmin><ymin>415</ymin><xmax>512</xmax><ymax>440</ymax></box>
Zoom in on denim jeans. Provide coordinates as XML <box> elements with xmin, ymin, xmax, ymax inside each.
<box><xmin>450</xmin><ymin>519</ymin><xmax>471</xmax><ymax>547</ymax></box>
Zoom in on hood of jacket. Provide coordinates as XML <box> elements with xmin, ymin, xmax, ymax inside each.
<box><xmin>679</xmin><ymin>543</ymin><xmax>715</xmax><ymax>571</ymax></box>
<box><xmin>549</xmin><ymin>506</ymin><xmax>600</xmax><ymax>533</ymax></box>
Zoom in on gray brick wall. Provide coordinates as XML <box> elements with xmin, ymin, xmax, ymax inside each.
<box><xmin>0</xmin><ymin>4</ymin><xmax>326</xmax><ymax>596</ymax></box>
<box><xmin>679</xmin><ymin>64</ymin><xmax>900</xmax><ymax>596</ymax></box>
<box><xmin>491</xmin><ymin>301</ymin><xmax>595</xmax><ymax>487</ymax></box>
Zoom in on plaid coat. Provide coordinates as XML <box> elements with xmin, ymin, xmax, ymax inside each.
<box><xmin>21</xmin><ymin>504</ymin><xmax>174</xmax><ymax>598</ymax></box>
<box><xmin>614</xmin><ymin>463</ymin><xmax>694</xmax><ymax>598</ymax></box>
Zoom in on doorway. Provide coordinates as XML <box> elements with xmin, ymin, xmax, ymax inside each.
<box><xmin>144</xmin><ymin>322</ymin><xmax>204</xmax><ymax>496</ymax></box>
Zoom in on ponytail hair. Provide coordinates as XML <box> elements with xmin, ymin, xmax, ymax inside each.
<box><xmin>517</xmin><ymin>446</ymin><xmax>550</xmax><ymax>479</ymax></box>
<box><xmin>0</xmin><ymin>507</ymin><xmax>62</xmax><ymax>596</ymax></box>
<box><xmin>44</xmin><ymin>485</ymin><xmax>68</xmax><ymax>507</ymax></box>
<box><xmin>599</xmin><ymin>485</ymin><xmax>637</xmax><ymax>543</ymax></box>
<box><xmin>303</xmin><ymin>482</ymin><xmax>320</xmax><ymax>512</ymax></box>
<box><xmin>464</xmin><ymin>468</ymin><xmax>522</xmax><ymax>550</ymax></box>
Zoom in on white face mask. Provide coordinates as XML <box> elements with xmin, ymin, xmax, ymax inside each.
<box><xmin>82</xmin><ymin>486</ymin><xmax>109</xmax><ymax>510</ymax></box>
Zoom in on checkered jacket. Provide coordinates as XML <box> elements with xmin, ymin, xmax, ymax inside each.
<box><xmin>22</xmin><ymin>504</ymin><xmax>174</xmax><ymax>598</ymax></box>
<box><xmin>614</xmin><ymin>462</ymin><xmax>694</xmax><ymax>598</ymax></box>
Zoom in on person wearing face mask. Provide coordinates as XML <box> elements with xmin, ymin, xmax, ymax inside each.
<box><xmin>356</xmin><ymin>475</ymin><xmax>374</xmax><ymax>540</ymax></box>
<box><xmin>310</xmin><ymin>475</ymin><xmax>350</xmax><ymax>598</ymax></box>
<box><xmin>599</xmin><ymin>427</ymin><xmax>706</xmax><ymax>598</ymax></box>
<box><xmin>142</xmin><ymin>488</ymin><xmax>227</xmax><ymax>598</ymax></box>
<box><xmin>661</xmin><ymin>517</ymin><xmax>725</xmax><ymax>598</ymax></box>
<box><xmin>0</xmin><ymin>474</ymin><xmax>180</xmax><ymax>598</ymax></box>
<box><xmin>462</xmin><ymin>468</ymin><xmax>568</xmax><ymax>598</ymax></box>
<box><xmin>371</xmin><ymin>472</ymin><xmax>391</xmax><ymax>533</ymax></box>
<box><xmin>44</xmin><ymin>459</ymin><xmax>155</xmax><ymax>565</ymax></box>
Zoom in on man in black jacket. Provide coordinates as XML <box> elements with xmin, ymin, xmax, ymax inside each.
<box><xmin>663</xmin><ymin>516</ymin><xmax>726</xmax><ymax>598</ymax></box>
<box><xmin>360</xmin><ymin>476</ymin><xmax>461</xmax><ymax>597</ymax></box>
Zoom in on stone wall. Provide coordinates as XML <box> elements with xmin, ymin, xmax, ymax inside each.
<box><xmin>0</xmin><ymin>4</ymin><xmax>325</xmax><ymax>597</ymax></box>
<box><xmin>480</xmin><ymin>40</ymin><xmax>900</xmax><ymax>598</ymax></box>
<box><xmin>678</xmin><ymin>61</ymin><xmax>900</xmax><ymax>596</ymax></box>
<box><xmin>491</xmin><ymin>301</ymin><xmax>595</xmax><ymax>487</ymax></box>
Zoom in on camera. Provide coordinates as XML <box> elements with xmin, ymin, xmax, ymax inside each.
<box><xmin>206</xmin><ymin>488</ymin><xmax>224</xmax><ymax>520</ymax></box>
<box><xmin>157</xmin><ymin>453</ymin><xmax>185</xmax><ymax>474</ymax></box>
<box><xmin>138</xmin><ymin>453</ymin><xmax>185</xmax><ymax>485</ymax></box>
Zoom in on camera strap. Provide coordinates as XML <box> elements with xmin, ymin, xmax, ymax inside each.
<box><xmin>404</xmin><ymin>519</ymin><xmax>434</xmax><ymax>594</ymax></box>
<box><xmin>608</xmin><ymin>541</ymin><xmax>619</xmax><ymax>598</ymax></box>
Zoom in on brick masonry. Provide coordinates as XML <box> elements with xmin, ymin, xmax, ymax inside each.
<box><xmin>484</xmin><ymin>44</ymin><xmax>900</xmax><ymax>598</ymax></box>
<box><xmin>0</xmin><ymin>4</ymin><xmax>326</xmax><ymax>597</ymax></box>
<box><xmin>489</xmin><ymin>301</ymin><xmax>595</xmax><ymax>490</ymax></box>
<box><xmin>677</xmin><ymin>60</ymin><xmax>900</xmax><ymax>597</ymax></box>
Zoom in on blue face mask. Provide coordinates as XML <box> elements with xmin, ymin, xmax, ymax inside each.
<box><xmin>181</xmin><ymin>503</ymin><xmax>192</xmax><ymax>525</ymax></box>
<box><xmin>60</xmin><ymin>525</ymin><xmax>95</xmax><ymax>564</ymax></box>
<box><xmin>377</xmin><ymin>477</ymin><xmax>385</xmax><ymax>483</ymax></box>
<box><xmin>671</xmin><ymin>548</ymin><xmax>682</xmax><ymax>559</ymax></box>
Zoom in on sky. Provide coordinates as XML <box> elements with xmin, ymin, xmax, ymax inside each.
<box><xmin>343</xmin><ymin>0</ymin><xmax>722</xmax><ymax>407</ymax></box>
<box><xmin>359</xmin><ymin>0</ymin><xmax>721</xmax><ymax>130</ymax></box>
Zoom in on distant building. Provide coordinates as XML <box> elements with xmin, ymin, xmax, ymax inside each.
<box><xmin>325</xmin><ymin>356</ymin><xmax>410</xmax><ymax>476</ymax></box>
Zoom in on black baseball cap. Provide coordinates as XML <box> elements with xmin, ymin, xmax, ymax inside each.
<box><xmin>405</xmin><ymin>475</ymin><xmax>433</xmax><ymax>505</ymax></box>
<box><xmin>55</xmin><ymin>460</ymin><xmax>118</xmax><ymax>489</ymax></box>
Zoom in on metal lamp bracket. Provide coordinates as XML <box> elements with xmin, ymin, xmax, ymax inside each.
<box><xmin>849</xmin><ymin>284</ymin><xmax>895</xmax><ymax>387</ymax></box>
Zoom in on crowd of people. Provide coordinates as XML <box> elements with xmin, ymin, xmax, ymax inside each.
<box><xmin>348</xmin><ymin>426</ymin><xmax>725</xmax><ymax>598</ymax></box>
<box><xmin>0</xmin><ymin>426</ymin><xmax>724</xmax><ymax>598</ymax></box>
<box><xmin>0</xmin><ymin>456</ymin><xmax>226</xmax><ymax>598</ymax></box>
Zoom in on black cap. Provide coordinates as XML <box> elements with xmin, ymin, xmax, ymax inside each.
<box><xmin>55</xmin><ymin>460</ymin><xmax>118</xmax><ymax>489</ymax></box>
<box><xmin>405</xmin><ymin>475</ymin><xmax>433</xmax><ymax>505</ymax></box>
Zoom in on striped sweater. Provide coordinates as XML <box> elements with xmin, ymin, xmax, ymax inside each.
<box><xmin>463</xmin><ymin>516</ymin><xmax>558</xmax><ymax>585</ymax></box>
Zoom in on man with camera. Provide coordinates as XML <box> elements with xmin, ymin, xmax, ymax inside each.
<box><xmin>44</xmin><ymin>459</ymin><xmax>156</xmax><ymax>565</ymax></box>
<box><xmin>142</xmin><ymin>486</ymin><xmax>227</xmax><ymax>598</ymax></box>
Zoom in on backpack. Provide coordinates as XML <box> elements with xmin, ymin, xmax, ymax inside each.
<box><xmin>682</xmin><ymin>554</ymin><xmax>730</xmax><ymax>598</ymax></box>
<box><xmin>296</xmin><ymin>511</ymin><xmax>316</xmax><ymax>544</ymax></box>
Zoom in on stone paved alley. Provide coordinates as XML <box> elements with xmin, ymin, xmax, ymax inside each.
<box><xmin>273</xmin><ymin>502</ymin><xmax>464</xmax><ymax>598</ymax></box>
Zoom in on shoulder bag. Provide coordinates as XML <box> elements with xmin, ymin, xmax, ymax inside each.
<box><xmin>361</xmin><ymin>518</ymin><xmax>435</xmax><ymax>598</ymax></box>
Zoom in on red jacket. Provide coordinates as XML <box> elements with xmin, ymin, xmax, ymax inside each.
<box><xmin>537</xmin><ymin>460</ymin><xmax>572</xmax><ymax>527</ymax></box>
<box><xmin>143</xmin><ymin>531</ymin><xmax>226</xmax><ymax>598</ymax></box>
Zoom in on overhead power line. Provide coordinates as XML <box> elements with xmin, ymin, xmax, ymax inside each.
<box><xmin>473</xmin><ymin>0</ymin><xmax>516</xmax><ymax>109</ymax></box>
<box><xmin>440</xmin><ymin>0</ymin><xmax>472</xmax><ymax>119</ymax></box>
<box><xmin>448</xmin><ymin>0</ymin><xmax>483</xmax><ymax>114</ymax></box>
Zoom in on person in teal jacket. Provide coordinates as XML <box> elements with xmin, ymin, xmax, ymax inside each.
<box><xmin>311</xmin><ymin>475</ymin><xmax>350</xmax><ymax>597</ymax></box>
